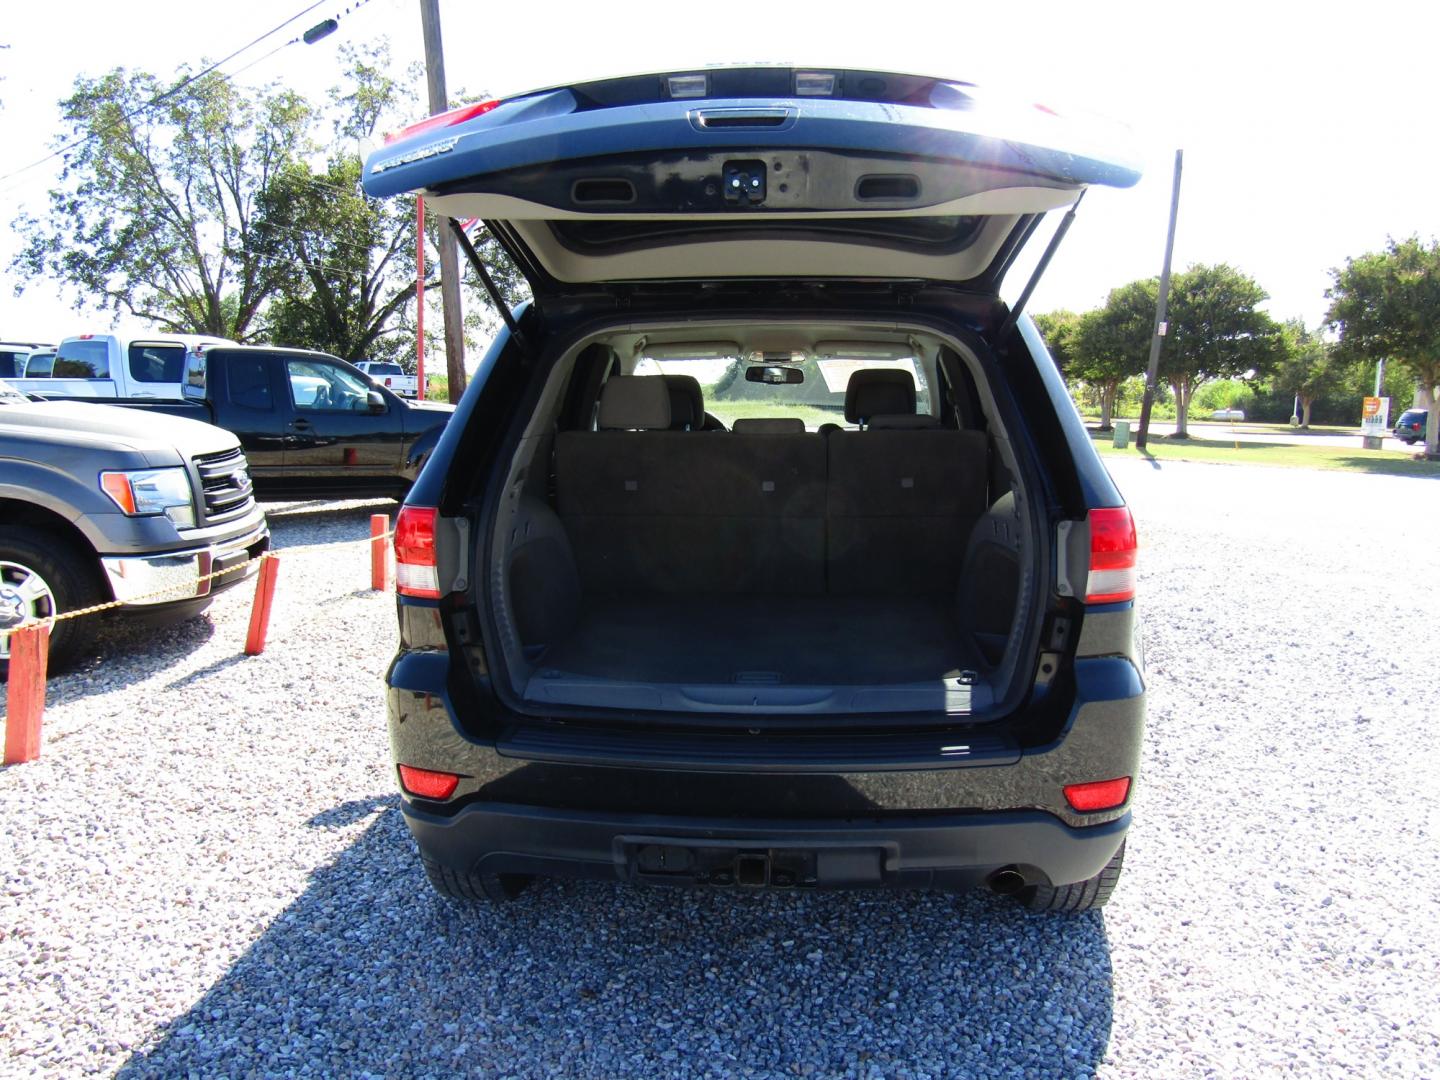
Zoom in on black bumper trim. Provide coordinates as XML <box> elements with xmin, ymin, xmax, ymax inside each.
<box><xmin>402</xmin><ymin>800</ymin><xmax>1130</xmax><ymax>890</ymax></box>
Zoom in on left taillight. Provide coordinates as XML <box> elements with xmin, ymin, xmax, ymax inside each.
<box><xmin>394</xmin><ymin>505</ymin><xmax>441</xmax><ymax>598</ymax></box>
<box><xmin>1086</xmin><ymin>506</ymin><xmax>1138</xmax><ymax>604</ymax></box>
<box><xmin>385</xmin><ymin>99</ymin><xmax>502</xmax><ymax>144</ymax></box>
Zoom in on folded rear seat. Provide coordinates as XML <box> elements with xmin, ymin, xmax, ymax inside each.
<box><xmin>557</xmin><ymin>377</ymin><xmax>827</xmax><ymax>595</ymax></box>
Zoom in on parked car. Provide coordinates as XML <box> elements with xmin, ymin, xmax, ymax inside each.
<box><xmin>1209</xmin><ymin>408</ymin><xmax>1245</xmax><ymax>421</ymax></box>
<box><xmin>0</xmin><ymin>341</ymin><xmax>50</xmax><ymax>379</ymax></box>
<box><xmin>19</xmin><ymin>349</ymin><xmax>56</xmax><ymax>377</ymax></box>
<box><xmin>1393</xmin><ymin>408</ymin><xmax>1428</xmax><ymax>444</ymax></box>
<box><xmin>92</xmin><ymin>345</ymin><xmax>453</xmax><ymax>499</ymax></box>
<box><xmin>0</xmin><ymin>378</ymin><xmax>269</xmax><ymax>675</ymax></box>
<box><xmin>366</xmin><ymin>66</ymin><xmax>1145</xmax><ymax>911</ymax></box>
<box><xmin>354</xmin><ymin>360</ymin><xmax>423</xmax><ymax>399</ymax></box>
<box><xmin>7</xmin><ymin>332</ymin><xmax>233</xmax><ymax>400</ymax></box>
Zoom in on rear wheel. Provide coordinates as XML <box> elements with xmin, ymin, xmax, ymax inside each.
<box><xmin>421</xmin><ymin>854</ymin><xmax>533</xmax><ymax>903</ymax></box>
<box><xmin>0</xmin><ymin>528</ymin><xmax>102</xmax><ymax>679</ymax></box>
<box><xmin>1019</xmin><ymin>840</ymin><xmax>1126</xmax><ymax>913</ymax></box>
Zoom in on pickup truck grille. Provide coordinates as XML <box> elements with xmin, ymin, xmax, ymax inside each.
<box><xmin>192</xmin><ymin>447</ymin><xmax>256</xmax><ymax>524</ymax></box>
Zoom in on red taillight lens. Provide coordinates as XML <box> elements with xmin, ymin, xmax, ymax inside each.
<box><xmin>394</xmin><ymin>505</ymin><xmax>441</xmax><ymax>598</ymax></box>
<box><xmin>397</xmin><ymin>764</ymin><xmax>460</xmax><ymax>800</ymax></box>
<box><xmin>1086</xmin><ymin>506</ymin><xmax>1137</xmax><ymax>604</ymax></box>
<box><xmin>1064</xmin><ymin>776</ymin><xmax>1131</xmax><ymax>812</ymax></box>
<box><xmin>385</xmin><ymin>99</ymin><xmax>502</xmax><ymax>144</ymax></box>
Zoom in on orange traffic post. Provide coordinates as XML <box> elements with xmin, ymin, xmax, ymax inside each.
<box><xmin>4</xmin><ymin>622</ymin><xmax>50</xmax><ymax>765</ymax></box>
<box><xmin>370</xmin><ymin>514</ymin><xmax>389</xmax><ymax>591</ymax></box>
<box><xmin>244</xmin><ymin>553</ymin><xmax>280</xmax><ymax>656</ymax></box>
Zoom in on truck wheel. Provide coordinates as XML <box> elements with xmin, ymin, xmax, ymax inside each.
<box><xmin>0</xmin><ymin>528</ymin><xmax>103</xmax><ymax>679</ymax></box>
<box><xmin>1019</xmin><ymin>841</ymin><xmax>1126</xmax><ymax>913</ymax></box>
<box><xmin>421</xmin><ymin>854</ymin><xmax>533</xmax><ymax>903</ymax></box>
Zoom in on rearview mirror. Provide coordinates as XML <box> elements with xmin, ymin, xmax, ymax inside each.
<box><xmin>745</xmin><ymin>365</ymin><xmax>804</xmax><ymax>385</ymax></box>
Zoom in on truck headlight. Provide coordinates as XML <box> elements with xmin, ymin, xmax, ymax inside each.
<box><xmin>100</xmin><ymin>468</ymin><xmax>196</xmax><ymax>529</ymax></box>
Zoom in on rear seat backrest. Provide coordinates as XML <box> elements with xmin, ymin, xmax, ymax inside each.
<box><xmin>828</xmin><ymin>369</ymin><xmax>988</xmax><ymax>593</ymax></box>
<box><xmin>558</xmin><ymin>378</ymin><xmax>826</xmax><ymax>594</ymax></box>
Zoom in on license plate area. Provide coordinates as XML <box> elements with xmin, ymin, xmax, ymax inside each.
<box><xmin>619</xmin><ymin>838</ymin><xmax>884</xmax><ymax>888</ymax></box>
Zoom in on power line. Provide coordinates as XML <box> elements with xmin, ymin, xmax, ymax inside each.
<box><xmin>0</xmin><ymin>0</ymin><xmax>329</xmax><ymax>185</ymax></box>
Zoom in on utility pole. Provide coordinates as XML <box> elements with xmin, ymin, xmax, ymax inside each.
<box><xmin>1135</xmin><ymin>149</ymin><xmax>1184</xmax><ymax>452</ymax></box>
<box><xmin>419</xmin><ymin>0</ymin><xmax>466</xmax><ymax>401</ymax></box>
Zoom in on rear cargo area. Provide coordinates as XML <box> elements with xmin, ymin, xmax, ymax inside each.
<box><xmin>498</xmin><ymin>369</ymin><xmax>1024</xmax><ymax>713</ymax></box>
<box><xmin>539</xmin><ymin>594</ymin><xmax>978</xmax><ymax>686</ymax></box>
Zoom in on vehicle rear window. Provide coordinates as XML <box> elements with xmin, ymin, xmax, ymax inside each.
<box><xmin>128</xmin><ymin>343</ymin><xmax>186</xmax><ymax>384</ymax></box>
<box><xmin>0</xmin><ymin>351</ymin><xmax>22</xmax><ymax>378</ymax></box>
<box><xmin>23</xmin><ymin>353</ymin><xmax>55</xmax><ymax>377</ymax></box>
<box><xmin>632</xmin><ymin>351</ymin><xmax>931</xmax><ymax>430</ymax></box>
<box><xmin>364</xmin><ymin>363</ymin><xmax>405</xmax><ymax>375</ymax></box>
<box><xmin>228</xmin><ymin>356</ymin><xmax>272</xmax><ymax>410</ymax></box>
<box><xmin>53</xmin><ymin>340</ymin><xmax>110</xmax><ymax>379</ymax></box>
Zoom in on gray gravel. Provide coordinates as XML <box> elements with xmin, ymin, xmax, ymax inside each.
<box><xmin>2</xmin><ymin>463</ymin><xmax>1439</xmax><ymax>1078</ymax></box>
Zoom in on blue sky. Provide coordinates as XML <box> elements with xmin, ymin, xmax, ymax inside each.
<box><xmin>1</xmin><ymin>0</ymin><xmax>1436</xmax><ymax>344</ymax></box>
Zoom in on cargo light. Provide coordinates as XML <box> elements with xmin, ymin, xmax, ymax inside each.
<box><xmin>1064</xmin><ymin>777</ymin><xmax>1131</xmax><ymax>812</ymax></box>
<box><xmin>795</xmin><ymin>72</ymin><xmax>837</xmax><ymax>96</ymax></box>
<box><xmin>1085</xmin><ymin>505</ymin><xmax>1137</xmax><ymax>604</ymax></box>
<box><xmin>398</xmin><ymin>764</ymin><xmax>460</xmax><ymax>800</ymax></box>
<box><xmin>386</xmin><ymin>99</ymin><xmax>502</xmax><ymax>145</ymax></box>
<box><xmin>394</xmin><ymin>505</ymin><xmax>441</xmax><ymax>598</ymax></box>
<box><xmin>666</xmin><ymin>74</ymin><xmax>708</xmax><ymax>99</ymax></box>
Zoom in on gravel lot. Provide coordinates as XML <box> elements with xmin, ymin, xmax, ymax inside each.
<box><xmin>2</xmin><ymin>462</ymin><xmax>1439</xmax><ymax>1078</ymax></box>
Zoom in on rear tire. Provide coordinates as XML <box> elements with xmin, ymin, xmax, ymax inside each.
<box><xmin>421</xmin><ymin>854</ymin><xmax>533</xmax><ymax>903</ymax></box>
<box><xmin>1019</xmin><ymin>840</ymin><xmax>1125</xmax><ymax>913</ymax></box>
<box><xmin>0</xmin><ymin>527</ymin><xmax>102</xmax><ymax>680</ymax></box>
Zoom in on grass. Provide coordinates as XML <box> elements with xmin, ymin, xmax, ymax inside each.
<box><xmin>1091</xmin><ymin>429</ymin><xmax>1440</xmax><ymax>479</ymax></box>
<box><xmin>1081</xmin><ymin>415</ymin><xmax>1357</xmax><ymax>437</ymax></box>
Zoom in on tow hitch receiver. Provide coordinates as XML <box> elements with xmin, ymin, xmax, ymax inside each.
<box><xmin>623</xmin><ymin>841</ymin><xmax>883</xmax><ymax>888</ymax></box>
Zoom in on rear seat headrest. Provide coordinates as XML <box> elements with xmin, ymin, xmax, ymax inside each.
<box><xmin>731</xmin><ymin>417</ymin><xmax>807</xmax><ymax>434</ymax></box>
<box><xmin>664</xmin><ymin>374</ymin><xmax>704</xmax><ymax>430</ymax></box>
<box><xmin>598</xmin><ymin>376</ymin><xmax>672</xmax><ymax>430</ymax></box>
<box><xmin>844</xmin><ymin>369</ymin><xmax>916</xmax><ymax>424</ymax></box>
<box><xmin>868</xmin><ymin>414</ymin><xmax>940</xmax><ymax>429</ymax></box>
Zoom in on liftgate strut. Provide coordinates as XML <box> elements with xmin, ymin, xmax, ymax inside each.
<box><xmin>448</xmin><ymin>219</ymin><xmax>530</xmax><ymax>355</ymax></box>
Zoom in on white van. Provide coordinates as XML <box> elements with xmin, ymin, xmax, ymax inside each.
<box><xmin>8</xmin><ymin>333</ymin><xmax>235</xmax><ymax>400</ymax></box>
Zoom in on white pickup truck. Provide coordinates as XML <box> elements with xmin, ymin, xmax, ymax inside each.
<box><xmin>8</xmin><ymin>333</ymin><xmax>234</xmax><ymax>400</ymax></box>
<box><xmin>354</xmin><ymin>360</ymin><xmax>423</xmax><ymax>399</ymax></box>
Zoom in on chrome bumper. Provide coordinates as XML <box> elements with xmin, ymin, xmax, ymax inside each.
<box><xmin>101</xmin><ymin>522</ymin><xmax>270</xmax><ymax>606</ymax></box>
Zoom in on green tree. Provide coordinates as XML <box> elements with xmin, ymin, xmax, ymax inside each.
<box><xmin>1326</xmin><ymin>236</ymin><xmax>1440</xmax><ymax>457</ymax></box>
<box><xmin>1033</xmin><ymin>309</ymin><xmax>1082</xmax><ymax>376</ymax></box>
<box><xmin>1271</xmin><ymin>320</ymin><xmax>1341</xmax><ymax>429</ymax></box>
<box><xmin>1161</xmin><ymin>264</ymin><xmax>1283</xmax><ymax>437</ymax></box>
<box><xmin>1071</xmin><ymin>281</ymin><xmax>1153</xmax><ymax>430</ymax></box>
<box><xmin>12</xmin><ymin>68</ymin><xmax>310</xmax><ymax>337</ymax></box>
<box><xmin>257</xmin><ymin>43</ymin><xmax>528</xmax><ymax>395</ymax></box>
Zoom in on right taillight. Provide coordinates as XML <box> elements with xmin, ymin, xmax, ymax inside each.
<box><xmin>1086</xmin><ymin>506</ymin><xmax>1137</xmax><ymax>604</ymax></box>
<box><xmin>394</xmin><ymin>505</ymin><xmax>441</xmax><ymax>598</ymax></box>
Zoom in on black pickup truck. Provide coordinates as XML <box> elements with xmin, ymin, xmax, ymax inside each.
<box><xmin>96</xmin><ymin>346</ymin><xmax>453</xmax><ymax>500</ymax></box>
<box><xmin>0</xmin><ymin>379</ymin><xmax>269</xmax><ymax>674</ymax></box>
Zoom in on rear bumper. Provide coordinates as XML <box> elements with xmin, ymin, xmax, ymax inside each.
<box><xmin>404</xmin><ymin>799</ymin><xmax>1130</xmax><ymax>891</ymax></box>
<box><xmin>101</xmin><ymin>520</ymin><xmax>270</xmax><ymax>606</ymax></box>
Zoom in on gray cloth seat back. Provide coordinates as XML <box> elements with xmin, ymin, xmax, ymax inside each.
<box><xmin>826</xmin><ymin>428</ymin><xmax>989</xmax><ymax>594</ymax></box>
<box><xmin>556</xmin><ymin>431</ymin><xmax>827</xmax><ymax>595</ymax></box>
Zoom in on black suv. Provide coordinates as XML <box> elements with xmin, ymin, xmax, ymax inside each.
<box><xmin>367</xmin><ymin>67</ymin><xmax>1145</xmax><ymax>911</ymax></box>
